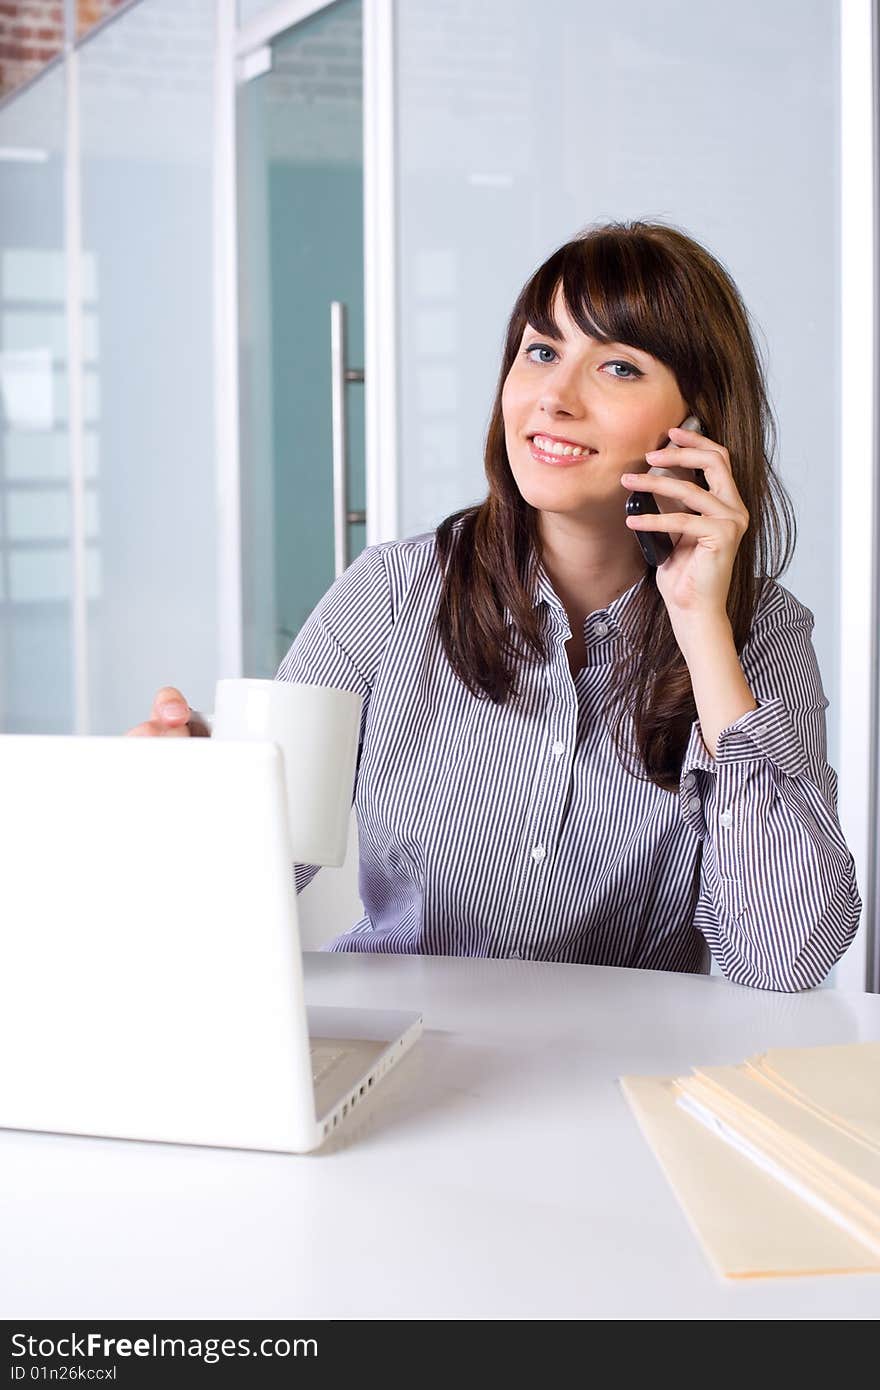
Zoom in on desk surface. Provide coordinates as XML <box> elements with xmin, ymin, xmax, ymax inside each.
<box><xmin>3</xmin><ymin>953</ymin><xmax>880</xmax><ymax>1320</ymax></box>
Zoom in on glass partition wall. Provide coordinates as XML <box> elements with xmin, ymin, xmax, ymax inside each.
<box><xmin>0</xmin><ymin>65</ymin><xmax>70</xmax><ymax>732</ymax></box>
<box><xmin>237</xmin><ymin>0</ymin><xmax>365</xmax><ymax>679</ymax></box>
<box><xmin>0</xmin><ymin>0</ymin><xmax>219</xmax><ymax>736</ymax></box>
<box><xmin>79</xmin><ymin>0</ymin><xmax>218</xmax><ymax>735</ymax></box>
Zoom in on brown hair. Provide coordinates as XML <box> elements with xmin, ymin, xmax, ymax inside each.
<box><xmin>434</xmin><ymin>219</ymin><xmax>797</xmax><ymax>793</ymax></box>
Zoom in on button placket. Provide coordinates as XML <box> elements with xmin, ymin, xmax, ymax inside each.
<box><xmin>680</xmin><ymin>770</ymin><xmax>706</xmax><ymax>839</ymax></box>
<box><xmin>538</xmin><ymin>703</ymin><xmax>576</xmax><ymax>867</ymax></box>
<box><xmin>501</xmin><ymin>654</ymin><xmax>573</xmax><ymax>952</ymax></box>
<box><xmin>538</xmin><ymin>714</ymin><xmax>578</xmax><ymax>861</ymax></box>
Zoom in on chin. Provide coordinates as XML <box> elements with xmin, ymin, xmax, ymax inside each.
<box><xmin>516</xmin><ymin>480</ymin><xmax>598</xmax><ymax>510</ymax></box>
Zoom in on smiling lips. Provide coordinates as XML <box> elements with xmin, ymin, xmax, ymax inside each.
<box><xmin>529</xmin><ymin>433</ymin><xmax>597</xmax><ymax>466</ymax></box>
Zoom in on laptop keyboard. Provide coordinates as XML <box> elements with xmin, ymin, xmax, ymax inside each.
<box><xmin>310</xmin><ymin>1042</ymin><xmax>347</xmax><ymax>1084</ymax></box>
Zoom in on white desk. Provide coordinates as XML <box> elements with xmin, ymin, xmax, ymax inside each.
<box><xmin>2</xmin><ymin>954</ymin><xmax>879</xmax><ymax>1320</ymax></box>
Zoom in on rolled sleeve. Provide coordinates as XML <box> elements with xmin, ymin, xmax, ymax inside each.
<box><xmin>678</xmin><ymin>586</ymin><xmax>862</xmax><ymax>992</ymax></box>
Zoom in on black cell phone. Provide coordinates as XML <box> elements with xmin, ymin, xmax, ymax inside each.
<box><xmin>625</xmin><ymin>413</ymin><xmax>710</xmax><ymax>567</ymax></box>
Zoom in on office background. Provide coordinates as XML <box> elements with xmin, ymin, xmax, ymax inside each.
<box><xmin>0</xmin><ymin>0</ymin><xmax>877</xmax><ymax>990</ymax></box>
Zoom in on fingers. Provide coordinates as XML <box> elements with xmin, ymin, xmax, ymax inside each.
<box><xmin>626</xmin><ymin>512</ymin><xmax>744</xmax><ymax>541</ymax></box>
<box><xmin>150</xmin><ymin>686</ymin><xmax>191</xmax><ymax>727</ymax></box>
<box><xmin>644</xmin><ymin>439</ymin><xmax>741</xmax><ymax>509</ymax></box>
<box><xmin>124</xmin><ymin>686</ymin><xmax>193</xmax><ymax>738</ymax></box>
<box><xmin>621</xmin><ymin>472</ymin><xmax>723</xmax><ymax>518</ymax></box>
<box><xmin>125</xmin><ymin>719</ymin><xmax>192</xmax><ymax>738</ymax></box>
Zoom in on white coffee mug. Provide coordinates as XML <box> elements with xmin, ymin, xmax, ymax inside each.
<box><xmin>212</xmin><ymin>678</ymin><xmax>362</xmax><ymax>866</ymax></box>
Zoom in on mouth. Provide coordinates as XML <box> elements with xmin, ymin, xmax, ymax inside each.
<box><xmin>528</xmin><ymin>432</ymin><xmax>598</xmax><ymax>466</ymax></box>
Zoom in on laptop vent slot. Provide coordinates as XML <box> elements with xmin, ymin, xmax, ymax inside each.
<box><xmin>323</xmin><ymin>1037</ymin><xmax>410</xmax><ymax>1140</ymax></box>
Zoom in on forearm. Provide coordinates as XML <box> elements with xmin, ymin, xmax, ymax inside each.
<box><xmin>676</xmin><ymin>616</ymin><xmax>758</xmax><ymax>757</ymax></box>
<box><xmin>674</xmin><ymin>598</ymin><xmax>862</xmax><ymax>989</ymax></box>
<box><xmin>675</xmin><ymin>625</ymin><xmax>860</xmax><ymax>988</ymax></box>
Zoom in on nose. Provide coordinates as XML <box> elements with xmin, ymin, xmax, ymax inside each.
<box><xmin>538</xmin><ymin>362</ymin><xmax>584</xmax><ymax>418</ymax></box>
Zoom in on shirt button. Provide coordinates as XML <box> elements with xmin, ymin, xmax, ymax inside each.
<box><xmin>552</xmin><ymin>739</ymin><xmax>565</xmax><ymax>756</ymax></box>
<box><xmin>531</xmin><ymin>844</ymin><xmax>546</xmax><ymax>863</ymax></box>
<box><xmin>595</xmin><ymin>621</ymin><xmax>609</xmax><ymax>637</ymax></box>
<box><xmin>719</xmin><ymin>809</ymin><xmax>733</xmax><ymax>829</ymax></box>
<box><xmin>683</xmin><ymin>772</ymin><xmax>696</xmax><ymax>790</ymax></box>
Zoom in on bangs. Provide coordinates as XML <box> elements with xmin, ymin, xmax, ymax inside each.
<box><xmin>519</xmin><ymin>235</ymin><xmax>678</xmax><ymax>363</ymax></box>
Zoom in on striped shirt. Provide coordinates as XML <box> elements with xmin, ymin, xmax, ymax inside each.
<box><xmin>276</xmin><ymin>527</ymin><xmax>862</xmax><ymax>991</ymax></box>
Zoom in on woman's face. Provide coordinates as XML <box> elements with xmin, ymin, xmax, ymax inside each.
<box><xmin>501</xmin><ymin>286</ymin><xmax>690</xmax><ymax>521</ymax></box>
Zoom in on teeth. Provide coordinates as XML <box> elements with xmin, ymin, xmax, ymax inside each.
<box><xmin>532</xmin><ymin>435</ymin><xmax>592</xmax><ymax>457</ymax></box>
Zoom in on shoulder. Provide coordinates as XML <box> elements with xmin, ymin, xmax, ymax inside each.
<box><xmin>369</xmin><ymin>529</ymin><xmax>440</xmax><ymax>579</ymax></box>
<box><xmin>319</xmin><ymin>523</ymin><xmax>463</xmax><ymax>631</ymax></box>
<box><xmin>750</xmin><ymin>575</ymin><xmax>815</xmax><ymax>633</ymax></box>
<box><xmin>739</xmin><ymin>576</ymin><xmax>823</xmax><ymax>692</ymax></box>
<box><xmin>361</xmin><ymin>525</ymin><xmax>460</xmax><ymax>619</ymax></box>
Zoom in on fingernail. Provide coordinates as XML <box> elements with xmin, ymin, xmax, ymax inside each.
<box><xmin>162</xmin><ymin>701</ymin><xmax>187</xmax><ymax>719</ymax></box>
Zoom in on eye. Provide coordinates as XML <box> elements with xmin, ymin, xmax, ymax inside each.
<box><xmin>523</xmin><ymin>343</ymin><xmax>557</xmax><ymax>364</ymax></box>
<box><xmin>604</xmin><ymin>360</ymin><xmax>643</xmax><ymax>380</ymax></box>
<box><xmin>522</xmin><ymin>344</ymin><xmax>644</xmax><ymax>379</ymax></box>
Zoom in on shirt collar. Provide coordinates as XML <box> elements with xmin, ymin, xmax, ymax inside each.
<box><xmin>505</xmin><ymin>558</ymin><xmax>648</xmax><ymax>640</ymax></box>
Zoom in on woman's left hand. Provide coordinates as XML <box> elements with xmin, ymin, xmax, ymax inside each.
<box><xmin>620</xmin><ymin>424</ymin><xmax>749</xmax><ymax>628</ymax></box>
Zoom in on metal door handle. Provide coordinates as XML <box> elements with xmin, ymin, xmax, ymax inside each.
<box><xmin>330</xmin><ymin>301</ymin><xmax>365</xmax><ymax>577</ymax></box>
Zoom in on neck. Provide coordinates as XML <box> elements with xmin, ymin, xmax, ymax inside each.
<box><xmin>537</xmin><ymin>512</ymin><xmax>647</xmax><ymax>622</ymax></box>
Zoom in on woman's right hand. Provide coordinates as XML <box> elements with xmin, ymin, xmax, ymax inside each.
<box><xmin>125</xmin><ymin>686</ymin><xmax>210</xmax><ymax>738</ymax></box>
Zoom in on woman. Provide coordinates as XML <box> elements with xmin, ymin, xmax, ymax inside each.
<box><xmin>132</xmin><ymin>220</ymin><xmax>861</xmax><ymax>991</ymax></box>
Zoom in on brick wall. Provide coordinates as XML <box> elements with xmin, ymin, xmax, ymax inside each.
<box><xmin>0</xmin><ymin>0</ymin><xmax>130</xmax><ymax>101</ymax></box>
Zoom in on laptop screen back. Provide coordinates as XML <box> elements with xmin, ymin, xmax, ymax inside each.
<box><xmin>0</xmin><ymin>736</ymin><xmax>318</xmax><ymax>1149</ymax></box>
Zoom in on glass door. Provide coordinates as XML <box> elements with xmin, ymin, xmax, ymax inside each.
<box><xmin>237</xmin><ymin>0</ymin><xmax>365</xmax><ymax>677</ymax></box>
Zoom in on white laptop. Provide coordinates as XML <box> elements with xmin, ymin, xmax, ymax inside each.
<box><xmin>0</xmin><ymin>735</ymin><xmax>422</xmax><ymax>1153</ymax></box>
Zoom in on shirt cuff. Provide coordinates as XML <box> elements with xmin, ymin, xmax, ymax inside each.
<box><xmin>681</xmin><ymin>694</ymin><xmax>811</xmax><ymax>780</ymax></box>
<box><xmin>678</xmin><ymin>696</ymin><xmax>811</xmax><ymax>840</ymax></box>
